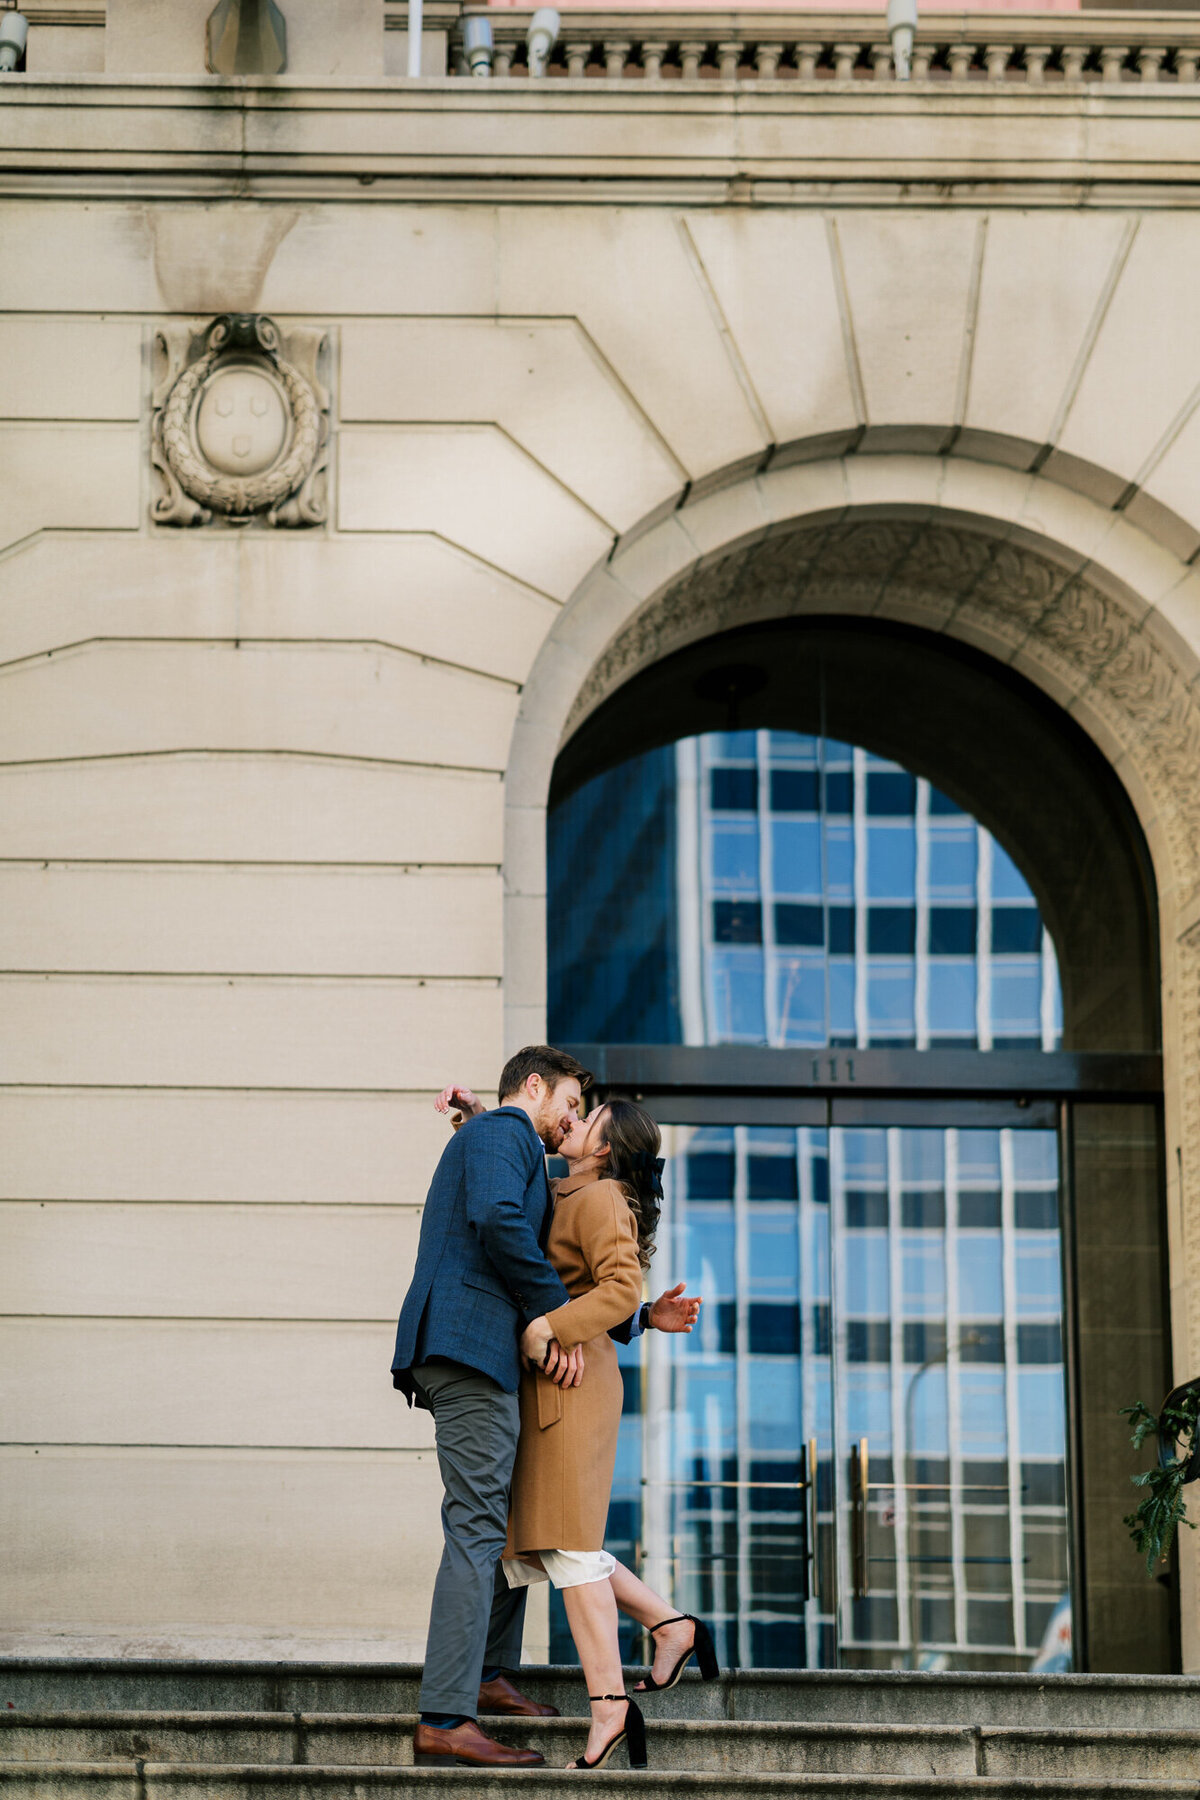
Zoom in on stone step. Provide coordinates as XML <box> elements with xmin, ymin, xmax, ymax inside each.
<box><xmin>1</xmin><ymin>1768</ymin><xmax>1197</xmax><ymax>1800</ymax></box>
<box><xmin>5</xmin><ymin>1714</ymin><xmax>1200</xmax><ymax>1780</ymax></box>
<box><xmin>5</xmin><ymin>1663</ymin><xmax>1200</xmax><ymax>1727</ymax></box>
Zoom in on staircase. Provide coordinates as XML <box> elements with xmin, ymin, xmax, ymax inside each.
<box><xmin>4</xmin><ymin>1660</ymin><xmax>1200</xmax><ymax>1797</ymax></box>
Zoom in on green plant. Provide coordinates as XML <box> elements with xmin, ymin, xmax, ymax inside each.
<box><xmin>1121</xmin><ymin>1388</ymin><xmax>1200</xmax><ymax>1572</ymax></box>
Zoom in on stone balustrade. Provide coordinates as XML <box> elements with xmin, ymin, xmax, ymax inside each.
<box><xmin>452</xmin><ymin>8</ymin><xmax>1200</xmax><ymax>80</ymax></box>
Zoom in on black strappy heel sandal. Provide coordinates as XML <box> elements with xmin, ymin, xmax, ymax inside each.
<box><xmin>568</xmin><ymin>1693</ymin><xmax>647</xmax><ymax>1770</ymax></box>
<box><xmin>635</xmin><ymin>1614</ymin><xmax>719</xmax><ymax>1693</ymax></box>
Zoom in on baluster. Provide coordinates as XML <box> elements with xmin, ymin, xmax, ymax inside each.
<box><xmin>832</xmin><ymin>41</ymin><xmax>859</xmax><ymax>79</ymax></box>
<box><xmin>717</xmin><ymin>41</ymin><xmax>742</xmax><ymax>79</ymax></box>
<box><xmin>794</xmin><ymin>41</ymin><xmax>819</xmax><ymax>78</ymax></box>
<box><xmin>984</xmin><ymin>43</ymin><xmax>1013</xmax><ymax>80</ymax></box>
<box><xmin>1137</xmin><ymin>46</ymin><xmax>1165</xmax><ymax>82</ymax></box>
<box><xmin>1099</xmin><ymin>43</ymin><xmax>1129</xmax><ymax>81</ymax></box>
<box><xmin>1023</xmin><ymin>45</ymin><xmax>1051</xmax><ymax>82</ymax></box>
<box><xmin>493</xmin><ymin>43</ymin><xmax>515</xmax><ymax>75</ymax></box>
<box><xmin>639</xmin><ymin>40</ymin><xmax>668</xmax><ymax>79</ymax></box>
<box><xmin>1176</xmin><ymin>47</ymin><xmax>1200</xmax><ymax>81</ymax></box>
<box><xmin>564</xmin><ymin>39</ymin><xmax>591</xmax><ymax>75</ymax></box>
<box><xmin>755</xmin><ymin>42</ymin><xmax>784</xmax><ymax>78</ymax></box>
<box><xmin>1061</xmin><ymin>44</ymin><xmax>1086</xmax><ymax>79</ymax></box>
<box><xmin>947</xmin><ymin>43</ymin><xmax>973</xmax><ymax>79</ymax></box>
<box><xmin>603</xmin><ymin>39</ymin><xmax>631</xmax><ymax>77</ymax></box>
<box><xmin>679</xmin><ymin>39</ymin><xmax>707</xmax><ymax>79</ymax></box>
<box><xmin>911</xmin><ymin>44</ymin><xmax>933</xmax><ymax>77</ymax></box>
<box><xmin>870</xmin><ymin>41</ymin><xmax>893</xmax><ymax>79</ymax></box>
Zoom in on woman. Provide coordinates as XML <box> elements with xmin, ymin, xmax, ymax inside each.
<box><xmin>438</xmin><ymin>1087</ymin><xmax>717</xmax><ymax>1771</ymax></box>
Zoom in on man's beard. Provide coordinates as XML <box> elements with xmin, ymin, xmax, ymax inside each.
<box><xmin>535</xmin><ymin>1100</ymin><xmax>567</xmax><ymax>1152</ymax></box>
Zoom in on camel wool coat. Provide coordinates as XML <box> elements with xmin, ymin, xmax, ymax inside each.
<box><xmin>505</xmin><ymin>1170</ymin><xmax>644</xmax><ymax>1555</ymax></box>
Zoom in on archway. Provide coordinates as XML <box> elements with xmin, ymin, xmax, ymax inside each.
<box><xmin>505</xmin><ymin>456</ymin><xmax>1200</xmax><ymax>1673</ymax></box>
<box><xmin>552</xmin><ymin>615</ymin><xmax>1159</xmax><ymax>1057</ymax></box>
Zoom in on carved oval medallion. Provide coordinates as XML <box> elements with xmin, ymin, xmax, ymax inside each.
<box><xmin>152</xmin><ymin>313</ymin><xmax>326</xmax><ymax>528</ymax></box>
<box><xmin>196</xmin><ymin>364</ymin><xmax>290</xmax><ymax>475</ymax></box>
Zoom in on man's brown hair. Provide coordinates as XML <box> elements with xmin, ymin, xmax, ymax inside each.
<box><xmin>498</xmin><ymin>1045</ymin><xmax>593</xmax><ymax>1104</ymax></box>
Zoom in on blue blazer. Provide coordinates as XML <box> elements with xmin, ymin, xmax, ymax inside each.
<box><xmin>391</xmin><ymin>1107</ymin><xmax>572</xmax><ymax>1401</ymax></box>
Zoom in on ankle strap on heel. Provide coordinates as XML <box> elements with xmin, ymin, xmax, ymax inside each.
<box><xmin>588</xmin><ymin>1693</ymin><xmax>628</xmax><ymax>1702</ymax></box>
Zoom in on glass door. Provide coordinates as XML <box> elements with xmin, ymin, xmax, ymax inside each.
<box><xmin>628</xmin><ymin>1117</ymin><xmax>835</xmax><ymax>1671</ymax></box>
<box><xmin>623</xmin><ymin>1102</ymin><xmax>1073</xmax><ymax>1672</ymax></box>
<box><xmin>828</xmin><ymin>1108</ymin><xmax>1071</xmax><ymax>1672</ymax></box>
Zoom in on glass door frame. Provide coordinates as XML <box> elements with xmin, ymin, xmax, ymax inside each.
<box><xmin>570</xmin><ymin>1041</ymin><xmax>1164</xmax><ymax>1673</ymax></box>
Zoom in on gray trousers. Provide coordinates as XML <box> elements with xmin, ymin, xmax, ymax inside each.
<box><xmin>412</xmin><ymin>1359</ymin><xmax>528</xmax><ymax>1718</ymax></box>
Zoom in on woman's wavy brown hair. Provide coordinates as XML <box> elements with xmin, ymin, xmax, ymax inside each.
<box><xmin>594</xmin><ymin>1097</ymin><xmax>662</xmax><ymax>1270</ymax></box>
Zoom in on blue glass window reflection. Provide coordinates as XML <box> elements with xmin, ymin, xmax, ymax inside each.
<box><xmin>776</xmin><ymin>959</ymin><xmax>826</xmax><ymax>1045</ymax></box>
<box><xmin>991</xmin><ymin>965</ymin><xmax>1044</xmax><ymax>1046</ymax></box>
<box><xmin>711</xmin><ymin>823</ymin><xmax>760</xmax><ymax>892</ymax></box>
<box><xmin>929</xmin><ymin>829</ymin><xmax>977</xmax><ymax>897</ymax></box>
<box><xmin>825</xmin><ymin>825</ymin><xmax>855</xmax><ymax>900</ymax></box>
<box><xmin>928</xmin><ymin>963</ymin><xmax>977</xmax><ymax>1038</ymax></box>
<box><xmin>548</xmin><ymin>730</ymin><xmax>1061</xmax><ymax>1053</ymax></box>
<box><xmin>959</xmin><ymin>1131</ymin><xmax>1003</xmax><ymax>1183</ymax></box>
<box><xmin>613</xmin><ymin>1121</ymin><xmax>1069</xmax><ymax>1673</ymax></box>
<box><xmin>959</xmin><ymin>1369</ymin><xmax>1009</xmax><ymax>1458</ymax></box>
<box><xmin>750</xmin><ymin>1212</ymin><xmax>802</xmax><ymax>1295</ymax></box>
<box><xmin>1012</xmin><ymin>1133</ymin><xmax>1057</xmax><ymax>1183</ymax></box>
<box><xmin>868</xmin><ymin>962</ymin><xmax>916</xmax><ymax>1039</ymax></box>
<box><xmin>909</xmin><ymin>1364</ymin><xmax>950</xmax><ymax>1454</ymax></box>
<box><xmin>1016</xmin><ymin>1241</ymin><xmax>1062</xmax><ymax>1315</ymax></box>
<box><xmin>901</xmin><ymin>1131</ymin><xmax>944</xmax><ymax>1184</ymax></box>
<box><xmin>902</xmin><ymin>1239</ymin><xmax>946</xmax><ymax>1317</ymax></box>
<box><xmin>748</xmin><ymin>1360</ymin><xmax>804</xmax><ymax>1450</ymax></box>
<box><xmin>957</xmin><ymin>1236</ymin><xmax>1005</xmax><ymax>1316</ymax></box>
<box><xmin>1018</xmin><ymin>1369</ymin><xmax>1067</xmax><ymax>1456</ymax></box>
<box><xmin>710</xmin><ymin>948</ymin><xmax>767</xmax><ymax>1041</ymax></box>
<box><xmin>772</xmin><ymin>819</ymin><xmax>823</xmax><ymax>894</ymax></box>
<box><xmin>689</xmin><ymin>1217</ymin><xmax>735</xmax><ymax>1293</ymax></box>
<box><xmin>844</xmin><ymin>1367</ymin><xmax>894</xmax><ymax>1443</ymax></box>
<box><xmin>842</xmin><ymin>1234</ymin><xmax>891</xmax><ymax>1315</ymax></box>
<box><xmin>867</xmin><ymin>824</ymin><xmax>917</xmax><ymax>899</ymax></box>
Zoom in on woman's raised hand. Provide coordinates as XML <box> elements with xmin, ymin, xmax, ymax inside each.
<box><xmin>647</xmin><ymin>1282</ymin><xmax>702</xmax><ymax>1332</ymax></box>
<box><xmin>434</xmin><ymin>1084</ymin><xmax>486</xmax><ymax>1125</ymax></box>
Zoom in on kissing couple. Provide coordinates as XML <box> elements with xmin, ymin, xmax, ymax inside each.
<box><xmin>391</xmin><ymin>1044</ymin><xmax>718</xmax><ymax>1771</ymax></box>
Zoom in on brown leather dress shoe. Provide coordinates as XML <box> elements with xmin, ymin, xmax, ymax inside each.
<box><xmin>413</xmin><ymin>1718</ymin><xmax>544</xmax><ymax>1767</ymax></box>
<box><xmin>477</xmin><ymin>1672</ymin><xmax>560</xmax><ymax>1718</ymax></box>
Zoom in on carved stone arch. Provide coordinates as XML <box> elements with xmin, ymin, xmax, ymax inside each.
<box><xmin>503</xmin><ymin>457</ymin><xmax>1200</xmax><ymax>1443</ymax></box>
<box><xmin>564</xmin><ymin>514</ymin><xmax>1200</xmax><ymax>910</ymax></box>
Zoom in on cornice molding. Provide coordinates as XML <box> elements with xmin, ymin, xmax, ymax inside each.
<box><xmin>9</xmin><ymin>78</ymin><xmax>1200</xmax><ymax>201</ymax></box>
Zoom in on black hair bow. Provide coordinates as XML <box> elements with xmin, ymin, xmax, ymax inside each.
<box><xmin>629</xmin><ymin>1151</ymin><xmax>666</xmax><ymax>1200</ymax></box>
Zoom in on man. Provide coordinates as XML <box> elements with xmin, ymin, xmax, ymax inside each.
<box><xmin>391</xmin><ymin>1045</ymin><xmax>700</xmax><ymax>1770</ymax></box>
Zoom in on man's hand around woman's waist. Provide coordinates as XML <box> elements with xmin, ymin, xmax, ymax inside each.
<box><xmin>521</xmin><ymin>1315</ymin><xmax>585</xmax><ymax>1387</ymax></box>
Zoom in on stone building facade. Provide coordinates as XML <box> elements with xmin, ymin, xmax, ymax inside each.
<box><xmin>4</xmin><ymin>0</ymin><xmax>1200</xmax><ymax>1673</ymax></box>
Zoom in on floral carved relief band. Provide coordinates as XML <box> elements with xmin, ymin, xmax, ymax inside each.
<box><xmin>151</xmin><ymin>313</ymin><xmax>328</xmax><ymax>529</ymax></box>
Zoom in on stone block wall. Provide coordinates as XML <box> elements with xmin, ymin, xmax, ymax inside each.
<box><xmin>4</xmin><ymin>78</ymin><xmax>1200</xmax><ymax>1662</ymax></box>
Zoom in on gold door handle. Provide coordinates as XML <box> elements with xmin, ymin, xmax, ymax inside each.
<box><xmin>807</xmin><ymin>1436</ymin><xmax>821</xmax><ymax>1609</ymax></box>
<box><xmin>851</xmin><ymin>1436</ymin><xmax>870</xmax><ymax>1599</ymax></box>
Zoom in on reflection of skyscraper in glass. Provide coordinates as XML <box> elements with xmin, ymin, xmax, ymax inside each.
<box><xmin>680</xmin><ymin>730</ymin><xmax>1061</xmax><ymax>1052</ymax></box>
<box><xmin>549</xmin><ymin>742</ymin><xmax>681</xmax><ymax>1046</ymax></box>
<box><xmin>547</xmin><ymin>730</ymin><xmax>1070</xmax><ymax>1673</ymax></box>
<box><xmin>550</xmin><ymin>729</ymin><xmax>1060</xmax><ymax>1051</ymax></box>
<box><xmin>625</xmin><ymin>1117</ymin><xmax>1068</xmax><ymax>1674</ymax></box>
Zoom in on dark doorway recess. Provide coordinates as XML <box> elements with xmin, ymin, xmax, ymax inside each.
<box><xmin>548</xmin><ymin>615</ymin><xmax>1173</xmax><ymax>1674</ymax></box>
